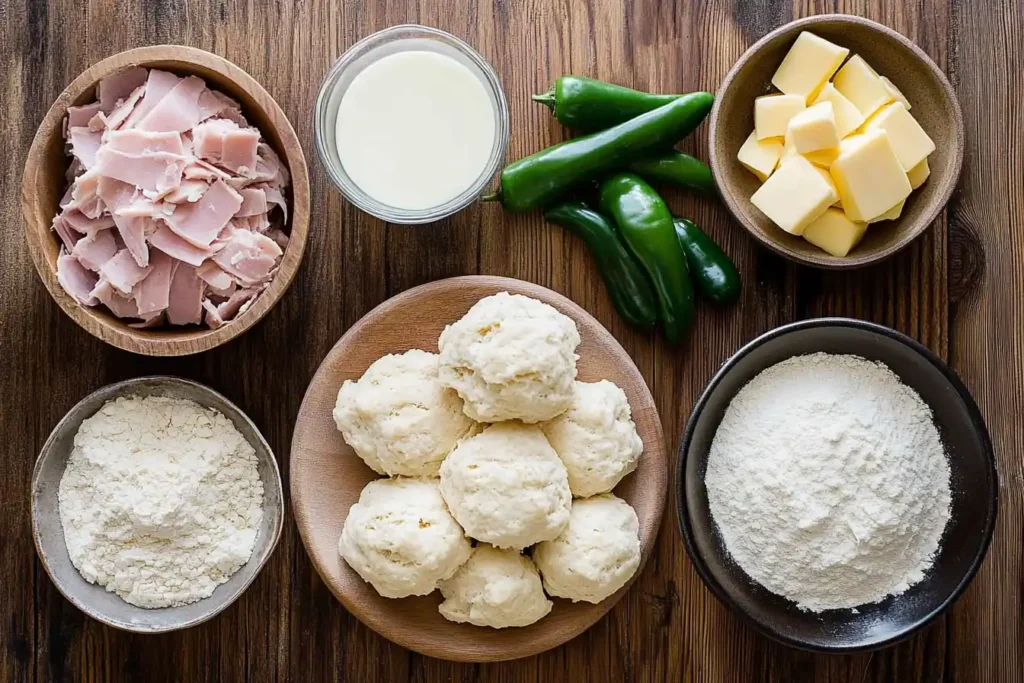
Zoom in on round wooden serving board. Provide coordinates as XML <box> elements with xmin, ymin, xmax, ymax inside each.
<box><xmin>290</xmin><ymin>276</ymin><xmax>667</xmax><ymax>662</ymax></box>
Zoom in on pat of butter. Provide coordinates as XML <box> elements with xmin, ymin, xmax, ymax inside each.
<box><xmin>771</xmin><ymin>32</ymin><xmax>850</xmax><ymax>101</ymax></box>
<box><xmin>738</xmin><ymin>131</ymin><xmax>785</xmax><ymax>181</ymax></box>
<box><xmin>811</xmin><ymin>83</ymin><xmax>866</xmax><ymax>138</ymax></box>
<box><xmin>907</xmin><ymin>157</ymin><xmax>930</xmax><ymax>189</ymax></box>
<box><xmin>783</xmin><ymin>152</ymin><xmax>841</xmax><ymax>206</ymax></box>
<box><xmin>785</xmin><ymin>136</ymin><xmax>839</xmax><ymax>167</ymax></box>
<box><xmin>863</xmin><ymin>102</ymin><xmax>936</xmax><ymax>171</ymax></box>
<box><xmin>751</xmin><ymin>154</ymin><xmax>837</xmax><ymax>235</ymax></box>
<box><xmin>831</xmin><ymin>130</ymin><xmax>912</xmax><ymax>222</ymax></box>
<box><xmin>787</xmin><ymin>102</ymin><xmax>841</xmax><ymax>153</ymax></box>
<box><xmin>833</xmin><ymin>55</ymin><xmax>894</xmax><ymax>117</ymax></box>
<box><xmin>869</xmin><ymin>199</ymin><xmax>906</xmax><ymax>223</ymax></box>
<box><xmin>880</xmin><ymin>76</ymin><xmax>911</xmax><ymax>110</ymax></box>
<box><xmin>803</xmin><ymin>207</ymin><xmax>869</xmax><ymax>257</ymax></box>
<box><xmin>755</xmin><ymin>94</ymin><xmax>806</xmax><ymax>139</ymax></box>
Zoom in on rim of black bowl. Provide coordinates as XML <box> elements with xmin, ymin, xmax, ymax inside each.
<box><xmin>675</xmin><ymin>318</ymin><xmax>1000</xmax><ymax>653</ymax></box>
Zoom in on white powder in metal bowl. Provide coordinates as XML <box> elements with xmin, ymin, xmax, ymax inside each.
<box><xmin>705</xmin><ymin>353</ymin><xmax>951</xmax><ymax>612</ymax></box>
<box><xmin>57</xmin><ymin>396</ymin><xmax>264</xmax><ymax>609</ymax></box>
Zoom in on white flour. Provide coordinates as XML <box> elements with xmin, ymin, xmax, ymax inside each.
<box><xmin>58</xmin><ymin>396</ymin><xmax>264</xmax><ymax>609</ymax></box>
<box><xmin>705</xmin><ymin>353</ymin><xmax>951</xmax><ymax>612</ymax></box>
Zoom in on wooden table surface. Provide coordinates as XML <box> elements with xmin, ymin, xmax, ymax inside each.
<box><xmin>2</xmin><ymin>0</ymin><xmax>1020</xmax><ymax>681</ymax></box>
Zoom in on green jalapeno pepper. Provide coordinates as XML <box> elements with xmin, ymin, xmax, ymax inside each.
<box><xmin>599</xmin><ymin>174</ymin><xmax>695</xmax><ymax>344</ymax></box>
<box><xmin>484</xmin><ymin>92</ymin><xmax>714</xmax><ymax>213</ymax></box>
<box><xmin>533</xmin><ymin>76</ymin><xmax>685</xmax><ymax>132</ymax></box>
<box><xmin>544</xmin><ymin>202</ymin><xmax>658</xmax><ymax>330</ymax></box>
<box><xmin>628</xmin><ymin>150</ymin><xmax>716</xmax><ymax>195</ymax></box>
<box><xmin>673</xmin><ymin>218</ymin><xmax>741</xmax><ymax>306</ymax></box>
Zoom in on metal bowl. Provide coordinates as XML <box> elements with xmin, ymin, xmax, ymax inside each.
<box><xmin>676</xmin><ymin>319</ymin><xmax>998</xmax><ymax>652</ymax></box>
<box><xmin>31</xmin><ymin>376</ymin><xmax>284</xmax><ymax>633</ymax></box>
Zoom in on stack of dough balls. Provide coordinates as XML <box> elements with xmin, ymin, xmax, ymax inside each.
<box><xmin>334</xmin><ymin>292</ymin><xmax>645</xmax><ymax>629</ymax></box>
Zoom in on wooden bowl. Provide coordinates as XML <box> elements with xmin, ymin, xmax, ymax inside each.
<box><xmin>708</xmin><ymin>14</ymin><xmax>964</xmax><ymax>269</ymax></box>
<box><xmin>290</xmin><ymin>276</ymin><xmax>667</xmax><ymax>662</ymax></box>
<box><xmin>21</xmin><ymin>46</ymin><xmax>310</xmax><ymax>356</ymax></box>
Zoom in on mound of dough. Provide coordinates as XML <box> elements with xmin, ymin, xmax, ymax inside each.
<box><xmin>333</xmin><ymin>349</ymin><xmax>478</xmax><ymax>477</ymax></box>
<box><xmin>439</xmin><ymin>422</ymin><xmax>571</xmax><ymax>549</ymax></box>
<box><xmin>438</xmin><ymin>544</ymin><xmax>553</xmax><ymax>628</ymax></box>
<box><xmin>541</xmin><ymin>380</ymin><xmax>643</xmax><ymax>497</ymax></box>
<box><xmin>339</xmin><ymin>478</ymin><xmax>472</xmax><ymax>598</ymax></box>
<box><xmin>533</xmin><ymin>493</ymin><xmax>640</xmax><ymax>604</ymax></box>
<box><xmin>438</xmin><ymin>292</ymin><xmax>580</xmax><ymax>423</ymax></box>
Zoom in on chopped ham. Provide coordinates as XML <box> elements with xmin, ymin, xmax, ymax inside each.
<box><xmin>183</xmin><ymin>159</ymin><xmax>232</xmax><ymax>182</ymax></box>
<box><xmin>216</xmin><ymin>287</ymin><xmax>259</xmax><ymax>320</ymax></box>
<box><xmin>202</xmin><ymin>299</ymin><xmax>225</xmax><ymax>328</ymax></box>
<box><xmin>134</xmin><ymin>249</ymin><xmax>175</xmax><ymax>315</ymax></box>
<box><xmin>196</xmin><ymin>89</ymin><xmax>242</xmax><ymax>122</ymax></box>
<box><xmin>192</xmin><ymin>118</ymin><xmax>260</xmax><ymax>175</ymax></box>
<box><xmin>68</xmin><ymin>127</ymin><xmax>103</xmax><ymax>169</ymax></box>
<box><xmin>53</xmin><ymin>215</ymin><xmax>81</xmax><ymax>251</ymax></box>
<box><xmin>63</xmin><ymin>209</ymin><xmax>115</xmax><ymax>234</ymax></box>
<box><xmin>265</xmin><ymin>227</ymin><xmax>290</xmax><ymax>250</ymax></box>
<box><xmin>114</xmin><ymin>196</ymin><xmax>174</xmax><ymax>219</ymax></box>
<box><xmin>112</xmin><ymin>215</ymin><xmax>150</xmax><ymax>267</ymax></box>
<box><xmin>166</xmin><ymin>263</ymin><xmax>204</xmax><ymax>325</ymax></box>
<box><xmin>69</xmin><ymin>168</ymin><xmax>105</xmax><ymax>218</ymax></box>
<box><xmin>94</xmin><ymin>147</ymin><xmax>186</xmax><ymax>194</ymax></box>
<box><xmin>254</xmin><ymin>143</ymin><xmax>289</xmax><ymax>187</ymax></box>
<box><xmin>99</xmin><ymin>249</ymin><xmax>153</xmax><ymax>295</ymax></box>
<box><xmin>57</xmin><ymin>251</ymin><xmax>99</xmax><ymax>305</ymax></box>
<box><xmin>137</xmin><ymin>76</ymin><xmax>207</xmax><ymax>133</ymax></box>
<box><xmin>91</xmin><ymin>279</ymin><xmax>140</xmax><ymax>318</ymax></box>
<box><xmin>235</xmin><ymin>188</ymin><xmax>267</xmax><ymax>217</ymax></box>
<box><xmin>67</xmin><ymin>102</ymin><xmax>103</xmax><ymax>128</ymax></box>
<box><xmin>97</xmin><ymin>67</ymin><xmax>148</xmax><ymax>112</ymax></box>
<box><xmin>123</xmin><ymin>69</ymin><xmax>181</xmax><ymax>128</ymax></box>
<box><xmin>163</xmin><ymin>179</ymin><xmax>209</xmax><ymax>204</ymax></box>
<box><xmin>103</xmin><ymin>85</ymin><xmax>146</xmax><ymax>130</ymax></box>
<box><xmin>71</xmin><ymin>229</ymin><xmax>117</xmax><ymax>271</ymax></box>
<box><xmin>105</xmin><ymin>129</ymin><xmax>185</xmax><ymax>156</ymax></box>
<box><xmin>129</xmin><ymin>312</ymin><xmax>166</xmax><ymax>329</ymax></box>
<box><xmin>261</xmin><ymin>185</ymin><xmax>288</xmax><ymax>222</ymax></box>
<box><xmin>149</xmin><ymin>224</ymin><xmax>219</xmax><ymax>267</ymax></box>
<box><xmin>212</xmin><ymin>229</ymin><xmax>282</xmax><ymax>285</ymax></box>
<box><xmin>196</xmin><ymin>261</ymin><xmax>235</xmax><ymax>291</ymax></box>
<box><xmin>164</xmin><ymin>179</ymin><xmax>243</xmax><ymax>247</ymax></box>
<box><xmin>96</xmin><ymin>176</ymin><xmax>137</xmax><ymax>213</ymax></box>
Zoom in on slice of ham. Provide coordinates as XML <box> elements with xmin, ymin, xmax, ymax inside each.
<box><xmin>149</xmin><ymin>224</ymin><xmax>219</xmax><ymax>267</ymax></box>
<box><xmin>137</xmin><ymin>76</ymin><xmax>207</xmax><ymax>133</ymax></box>
<box><xmin>102</xmin><ymin>85</ymin><xmax>146</xmax><ymax>130</ymax></box>
<box><xmin>196</xmin><ymin>261</ymin><xmax>234</xmax><ymax>291</ymax></box>
<box><xmin>57</xmin><ymin>251</ymin><xmax>99</xmax><ymax>305</ymax></box>
<box><xmin>183</xmin><ymin>159</ymin><xmax>232</xmax><ymax>182</ymax></box>
<box><xmin>196</xmin><ymin>89</ymin><xmax>242</xmax><ymax>122</ymax></box>
<box><xmin>94</xmin><ymin>147</ymin><xmax>186</xmax><ymax>194</ymax></box>
<box><xmin>123</xmin><ymin>69</ymin><xmax>180</xmax><ymax>129</ymax></box>
<box><xmin>90</xmin><ymin>279</ymin><xmax>140</xmax><ymax>318</ymax></box>
<box><xmin>129</xmin><ymin>311</ymin><xmax>166</xmax><ymax>329</ymax></box>
<box><xmin>97</xmin><ymin>67</ymin><xmax>148</xmax><ymax>112</ymax></box>
<box><xmin>163</xmin><ymin>179</ymin><xmax>243</xmax><ymax>247</ymax></box>
<box><xmin>63</xmin><ymin>209</ymin><xmax>115</xmax><ymax>234</ymax></box>
<box><xmin>53</xmin><ymin>215</ymin><xmax>81</xmax><ymax>251</ymax></box>
<box><xmin>71</xmin><ymin>229</ymin><xmax>117</xmax><ymax>271</ymax></box>
<box><xmin>215</xmin><ymin>287</ymin><xmax>259</xmax><ymax>321</ymax></box>
<box><xmin>99</xmin><ymin>249</ymin><xmax>153</xmax><ymax>295</ymax></box>
<box><xmin>261</xmin><ymin>185</ymin><xmax>288</xmax><ymax>222</ymax></box>
<box><xmin>68</xmin><ymin>127</ymin><xmax>103</xmax><ymax>169</ymax></box>
<box><xmin>162</xmin><ymin>179</ymin><xmax>208</xmax><ymax>204</ymax></box>
<box><xmin>265</xmin><ymin>226</ymin><xmax>290</xmax><ymax>250</ymax></box>
<box><xmin>67</xmin><ymin>102</ymin><xmax>103</xmax><ymax>129</ymax></box>
<box><xmin>234</xmin><ymin>188</ymin><xmax>267</xmax><ymax>217</ymax></box>
<box><xmin>96</xmin><ymin>176</ymin><xmax>137</xmax><ymax>213</ymax></box>
<box><xmin>192</xmin><ymin>118</ymin><xmax>260</xmax><ymax>175</ymax></box>
<box><xmin>166</xmin><ymin>263</ymin><xmax>204</xmax><ymax>325</ymax></box>
<box><xmin>112</xmin><ymin>215</ymin><xmax>151</xmax><ymax>268</ymax></box>
<box><xmin>105</xmin><ymin>129</ymin><xmax>185</xmax><ymax>156</ymax></box>
<box><xmin>212</xmin><ymin>228</ymin><xmax>282</xmax><ymax>285</ymax></box>
<box><xmin>114</xmin><ymin>196</ymin><xmax>174</xmax><ymax>219</ymax></box>
<box><xmin>69</xmin><ymin>168</ymin><xmax>105</xmax><ymax>218</ymax></box>
<box><xmin>202</xmin><ymin>299</ymin><xmax>226</xmax><ymax>329</ymax></box>
<box><xmin>134</xmin><ymin>249</ymin><xmax>175</xmax><ymax>315</ymax></box>
<box><xmin>253</xmin><ymin>143</ymin><xmax>289</xmax><ymax>187</ymax></box>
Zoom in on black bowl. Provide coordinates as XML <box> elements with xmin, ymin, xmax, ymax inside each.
<box><xmin>677</xmin><ymin>318</ymin><xmax>998</xmax><ymax>652</ymax></box>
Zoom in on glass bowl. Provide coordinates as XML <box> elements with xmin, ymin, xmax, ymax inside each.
<box><xmin>314</xmin><ymin>25</ymin><xmax>510</xmax><ymax>224</ymax></box>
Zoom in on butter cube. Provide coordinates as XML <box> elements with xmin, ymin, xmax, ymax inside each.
<box><xmin>831</xmin><ymin>129</ymin><xmax>912</xmax><ymax>221</ymax></box>
<box><xmin>782</xmin><ymin>151</ymin><xmax>840</xmax><ymax>205</ymax></box>
<box><xmin>738</xmin><ymin>131</ymin><xmax>785</xmax><ymax>181</ymax></box>
<box><xmin>863</xmin><ymin>102</ymin><xmax>936</xmax><ymax>171</ymax></box>
<box><xmin>869</xmin><ymin>199</ymin><xmax>906</xmax><ymax>223</ymax></box>
<box><xmin>907</xmin><ymin>158</ymin><xmax>930</xmax><ymax>189</ymax></box>
<box><xmin>771</xmin><ymin>32</ymin><xmax>850</xmax><ymax>101</ymax></box>
<box><xmin>755</xmin><ymin>94</ymin><xmax>806</xmax><ymax>139</ymax></box>
<box><xmin>785</xmin><ymin>136</ymin><xmax>839</xmax><ymax>167</ymax></box>
<box><xmin>811</xmin><ymin>83</ymin><xmax>866</xmax><ymax>138</ymax></box>
<box><xmin>880</xmin><ymin>76</ymin><xmax>911</xmax><ymax>110</ymax></box>
<box><xmin>803</xmin><ymin>207</ymin><xmax>869</xmax><ymax>257</ymax></box>
<box><xmin>787</xmin><ymin>102</ymin><xmax>841</xmax><ymax>153</ymax></box>
<box><xmin>833</xmin><ymin>55</ymin><xmax>893</xmax><ymax>117</ymax></box>
<box><xmin>751</xmin><ymin>154</ymin><xmax>837</xmax><ymax>235</ymax></box>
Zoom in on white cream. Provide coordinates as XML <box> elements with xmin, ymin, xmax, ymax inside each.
<box><xmin>335</xmin><ymin>50</ymin><xmax>496</xmax><ymax>211</ymax></box>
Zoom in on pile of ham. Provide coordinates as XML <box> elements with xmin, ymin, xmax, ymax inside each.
<box><xmin>54</xmin><ymin>67</ymin><xmax>290</xmax><ymax>330</ymax></box>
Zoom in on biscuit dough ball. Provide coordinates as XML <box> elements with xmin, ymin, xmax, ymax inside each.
<box><xmin>438</xmin><ymin>292</ymin><xmax>581</xmax><ymax>423</ymax></box>
<box><xmin>533</xmin><ymin>493</ymin><xmax>640</xmax><ymax>604</ymax></box>
<box><xmin>438</xmin><ymin>544</ymin><xmax>553</xmax><ymax>628</ymax></box>
<box><xmin>439</xmin><ymin>422</ymin><xmax>571</xmax><ymax>549</ymax></box>
<box><xmin>541</xmin><ymin>380</ymin><xmax>643</xmax><ymax>497</ymax></box>
<box><xmin>333</xmin><ymin>350</ymin><xmax>477</xmax><ymax>477</ymax></box>
<box><xmin>339</xmin><ymin>478</ymin><xmax>472</xmax><ymax>598</ymax></box>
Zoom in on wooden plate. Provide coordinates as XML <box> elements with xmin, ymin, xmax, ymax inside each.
<box><xmin>290</xmin><ymin>276</ymin><xmax>667</xmax><ymax>662</ymax></box>
<box><xmin>21</xmin><ymin>45</ymin><xmax>310</xmax><ymax>355</ymax></box>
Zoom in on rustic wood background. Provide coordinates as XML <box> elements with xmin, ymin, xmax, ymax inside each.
<box><xmin>1</xmin><ymin>0</ymin><xmax>1020</xmax><ymax>681</ymax></box>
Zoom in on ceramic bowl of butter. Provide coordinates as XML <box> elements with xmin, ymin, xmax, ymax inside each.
<box><xmin>676</xmin><ymin>319</ymin><xmax>997</xmax><ymax>652</ymax></box>
<box><xmin>708</xmin><ymin>14</ymin><xmax>964</xmax><ymax>269</ymax></box>
<box><xmin>31</xmin><ymin>376</ymin><xmax>285</xmax><ymax>633</ymax></box>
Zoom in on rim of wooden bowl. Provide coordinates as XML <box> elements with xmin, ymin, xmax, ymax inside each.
<box><xmin>707</xmin><ymin>14</ymin><xmax>965</xmax><ymax>270</ymax></box>
<box><xmin>290</xmin><ymin>276</ymin><xmax>668</xmax><ymax>662</ymax></box>
<box><xmin>20</xmin><ymin>45</ymin><xmax>310</xmax><ymax>356</ymax></box>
